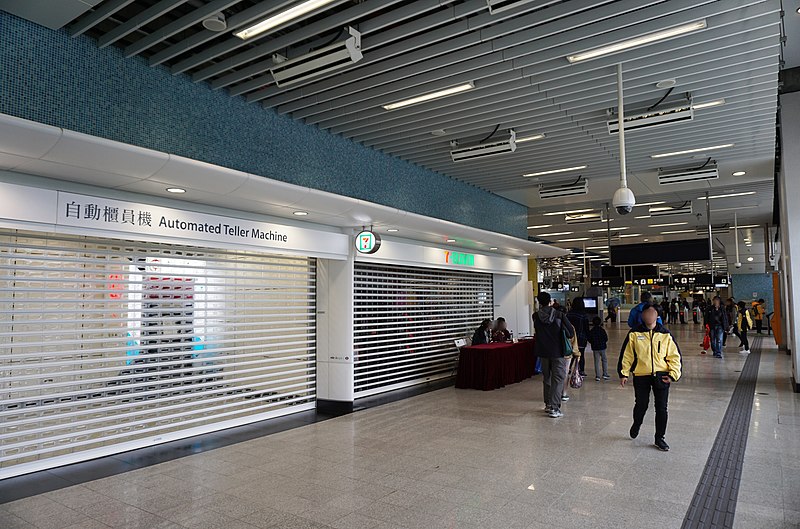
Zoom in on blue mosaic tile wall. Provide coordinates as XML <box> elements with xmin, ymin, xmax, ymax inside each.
<box><xmin>731</xmin><ymin>273</ymin><xmax>773</xmax><ymax>313</ymax></box>
<box><xmin>0</xmin><ymin>13</ymin><xmax>527</xmax><ymax>238</ymax></box>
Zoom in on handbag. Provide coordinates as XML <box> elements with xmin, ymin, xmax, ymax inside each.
<box><xmin>569</xmin><ymin>357</ymin><xmax>584</xmax><ymax>389</ymax></box>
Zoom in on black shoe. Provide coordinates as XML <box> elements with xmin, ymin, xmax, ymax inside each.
<box><xmin>655</xmin><ymin>438</ymin><xmax>670</xmax><ymax>451</ymax></box>
<box><xmin>630</xmin><ymin>424</ymin><xmax>640</xmax><ymax>439</ymax></box>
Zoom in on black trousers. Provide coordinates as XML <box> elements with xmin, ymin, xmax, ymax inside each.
<box><xmin>740</xmin><ymin>328</ymin><xmax>750</xmax><ymax>350</ymax></box>
<box><xmin>633</xmin><ymin>375</ymin><xmax>669</xmax><ymax>441</ymax></box>
<box><xmin>756</xmin><ymin>319</ymin><xmax>763</xmax><ymax>333</ymax></box>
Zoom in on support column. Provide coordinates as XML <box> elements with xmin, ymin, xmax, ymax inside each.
<box><xmin>778</xmin><ymin>91</ymin><xmax>800</xmax><ymax>392</ymax></box>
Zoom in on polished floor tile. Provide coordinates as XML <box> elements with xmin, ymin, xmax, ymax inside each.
<box><xmin>0</xmin><ymin>323</ymin><xmax>798</xmax><ymax>529</ymax></box>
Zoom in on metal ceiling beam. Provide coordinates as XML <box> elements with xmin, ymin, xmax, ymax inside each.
<box><xmin>98</xmin><ymin>0</ymin><xmax>190</xmax><ymax>49</ymax></box>
<box><xmin>243</xmin><ymin>0</ymin><xmax>632</xmax><ymax>104</ymax></box>
<box><xmin>123</xmin><ymin>0</ymin><xmax>244</xmax><ymax>57</ymax></box>
<box><xmin>68</xmin><ymin>0</ymin><xmax>136</xmax><ymax>37</ymax></box>
<box><xmin>297</xmin><ymin>1</ymin><xmax>773</xmax><ymax>126</ymax></box>
<box><xmin>147</xmin><ymin>0</ymin><xmax>300</xmax><ymax>66</ymax></box>
<box><xmin>186</xmin><ymin>0</ymin><xmax>409</xmax><ymax>80</ymax></box>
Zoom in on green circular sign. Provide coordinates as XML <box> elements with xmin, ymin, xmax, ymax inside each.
<box><xmin>355</xmin><ymin>230</ymin><xmax>381</xmax><ymax>254</ymax></box>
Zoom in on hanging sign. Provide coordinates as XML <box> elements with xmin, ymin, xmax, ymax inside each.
<box><xmin>355</xmin><ymin>230</ymin><xmax>381</xmax><ymax>254</ymax></box>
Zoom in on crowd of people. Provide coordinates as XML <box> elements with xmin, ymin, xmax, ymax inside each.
<box><xmin>466</xmin><ymin>291</ymin><xmax>767</xmax><ymax>452</ymax></box>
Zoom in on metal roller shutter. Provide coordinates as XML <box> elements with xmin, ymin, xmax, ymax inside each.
<box><xmin>353</xmin><ymin>263</ymin><xmax>493</xmax><ymax>397</ymax></box>
<box><xmin>0</xmin><ymin>230</ymin><xmax>316</xmax><ymax>478</ymax></box>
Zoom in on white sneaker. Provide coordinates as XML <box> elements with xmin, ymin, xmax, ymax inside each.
<box><xmin>548</xmin><ymin>409</ymin><xmax>564</xmax><ymax>418</ymax></box>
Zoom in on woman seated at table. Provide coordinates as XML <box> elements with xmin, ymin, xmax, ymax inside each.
<box><xmin>492</xmin><ymin>317</ymin><xmax>511</xmax><ymax>342</ymax></box>
<box><xmin>471</xmin><ymin>319</ymin><xmax>493</xmax><ymax>345</ymax></box>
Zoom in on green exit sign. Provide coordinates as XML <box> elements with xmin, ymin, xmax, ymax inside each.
<box><xmin>445</xmin><ymin>251</ymin><xmax>475</xmax><ymax>266</ymax></box>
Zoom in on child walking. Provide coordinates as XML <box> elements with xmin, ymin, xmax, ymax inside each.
<box><xmin>588</xmin><ymin>316</ymin><xmax>610</xmax><ymax>381</ymax></box>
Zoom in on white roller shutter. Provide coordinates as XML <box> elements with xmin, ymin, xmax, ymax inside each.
<box><xmin>353</xmin><ymin>263</ymin><xmax>493</xmax><ymax>397</ymax></box>
<box><xmin>0</xmin><ymin>230</ymin><xmax>316</xmax><ymax>478</ymax></box>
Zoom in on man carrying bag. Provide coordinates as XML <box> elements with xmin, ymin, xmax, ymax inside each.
<box><xmin>533</xmin><ymin>292</ymin><xmax>575</xmax><ymax>419</ymax></box>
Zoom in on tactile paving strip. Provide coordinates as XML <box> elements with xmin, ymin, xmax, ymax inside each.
<box><xmin>681</xmin><ymin>337</ymin><xmax>762</xmax><ymax>529</ymax></box>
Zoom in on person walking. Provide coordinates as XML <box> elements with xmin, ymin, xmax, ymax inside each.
<box><xmin>567</xmin><ymin>297</ymin><xmax>589</xmax><ymax>377</ymax></box>
<box><xmin>628</xmin><ymin>292</ymin><xmax>662</xmax><ymax>328</ymax></box>
<box><xmin>753</xmin><ymin>299</ymin><xmax>766</xmax><ymax>334</ymax></box>
<box><xmin>705</xmin><ymin>296</ymin><xmax>729</xmax><ymax>359</ymax></box>
<box><xmin>669</xmin><ymin>299</ymin><xmax>679</xmax><ymax>325</ymax></box>
<box><xmin>723</xmin><ymin>298</ymin><xmax>737</xmax><ymax>348</ymax></box>
<box><xmin>618</xmin><ymin>303</ymin><xmax>682</xmax><ymax>451</ymax></box>
<box><xmin>533</xmin><ymin>292</ymin><xmax>575</xmax><ymax>419</ymax></box>
<box><xmin>605</xmin><ymin>297</ymin><xmax>620</xmax><ymax>323</ymax></box>
<box><xmin>737</xmin><ymin>301</ymin><xmax>753</xmax><ymax>353</ymax></box>
<box><xmin>588</xmin><ymin>316</ymin><xmax>610</xmax><ymax>381</ymax></box>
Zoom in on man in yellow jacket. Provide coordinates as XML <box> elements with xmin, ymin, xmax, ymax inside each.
<box><xmin>618</xmin><ymin>303</ymin><xmax>682</xmax><ymax>451</ymax></box>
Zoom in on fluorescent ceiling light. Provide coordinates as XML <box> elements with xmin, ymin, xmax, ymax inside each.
<box><xmin>523</xmin><ymin>253</ymin><xmax>531</xmax><ymax>256</ymax></box>
<box><xmin>537</xmin><ymin>232</ymin><xmax>573</xmax><ymax>237</ymax></box>
<box><xmin>556</xmin><ymin>237</ymin><xmax>590</xmax><ymax>242</ymax></box>
<box><xmin>736</xmin><ymin>224</ymin><xmax>760</xmax><ymax>229</ymax></box>
<box><xmin>235</xmin><ymin>0</ymin><xmax>339</xmax><ymax>40</ymax></box>
<box><xmin>635</xmin><ymin>201</ymin><xmax>666</xmax><ymax>207</ymax></box>
<box><xmin>711</xmin><ymin>205</ymin><xmax>758</xmax><ymax>212</ymax></box>
<box><xmin>651</xmin><ymin>143</ymin><xmax>734</xmax><ymax>158</ymax></box>
<box><xmin>382</xmin><ymin>82</ymin><xmax>475</xmax><ymax>111</ymax></box>
<box><xmin>619</xmin><ymin>233</ymin><xmax>642</xmax><ymax>238</ymax></box>
<box><xmin>588</xmin><ymin>227</ymin><xmax>628</xmax><ymax>232</ymax></box>
<box><xmin>387</xmin><ymin>228</ymin><xmax>399</xmax><ymax>232</ymax></box>
<box><xmin>166</xmin><ymin>187</ymin><xmax>186</xmax><ymax>194</ymax></box>
<box><xmin>662</xmin><ymin>229</ymin><xmax>695</xmax><ymax>234</ymax></box>
<box><xmin>490</xmin><ymin>247</ymin><xmax>498</xmax><ymax>250</ymax></box>
<box><xmin>542</xmin><ymin>208</ymin><xmax>593</xmax><ymax>216</ymax></box>
<box><xmin>747</xmin><ymin>257</ymin><xmax>754</xmax><ymax>262</ymax></box>
<box><xmin>446</xmin><ymin>238</ymin><xmax>456</xmax><ymax>242</ymax></box>
<box><xmin>732</xmin><ymin>171</ymin><xmax>746</xmax><ymax>176</ymax></box>
<box><xmin>516</xmin><ymin>133</ymin><xmax>546</xmax><ymax>143</ymax></box>
<box><xmin>292</xmin><ymin>211</ymin><xmax>308</xmax><ymax>216</ymax></box>
<box><xmin>527</xmin><ymin>224</ymin><xmax>552</xmax><ymax>229</ymax></box>
<box><xmin>635</xmin><ymin>215</ymin><xmax>652</xmax><ymax>219</ymax></box>
<box><xmin>699</xmin><ymin>191</ymin><xmax>756</xmax><ymax>200</ymax></box>
<box><xmin>586</xmin><ymin>246</ymin><xmax>609</xmax><ymax>250</ymax></box>
<box><xmin>523</xmin><ymin>165</ymin><xmax>587</xmax><ymax>177</ymax></box>
<box><xmin>649</xmin><ymin>222</ymin><xmax>688</xmax><ymax>228</ymax></box>
<box><xmin>692</xmin><ymin>99</ymin><xmax>726</xmax><ymax>110</ymax></box>
<box><xmin>566</xmin><ymin>20</ymin><xmax>707</xmax><ymax>63</ymax></box>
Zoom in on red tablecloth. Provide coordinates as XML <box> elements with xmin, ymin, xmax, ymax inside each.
<box><xmin>455</xmin><ymin>340</ymin><xmax>537</xmax><ymax>391</ymax></box>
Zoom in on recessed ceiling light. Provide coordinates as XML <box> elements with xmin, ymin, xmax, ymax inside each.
<box><xmin>619</xmin><ymin>233</ymin><xmax>642</xmax><ymax>238</ymax></box>
<box><xmin>523</xmin><ymin>165</ymin><xmax>587</xmax><ymax>177</ymax></box>
<box><xmin>661</xmin><ymin>229</ymin><xmax>695</xmax><ymax>234</ymax></box>
<box><xmin>537</xmin><ymin>232</ymin><xmax>573</xmax><ymax>237</ymax></box>
<box><xmin>699</xmin><ymin>192</ymin><xmax>756</xmax><ymax>200</ymax></box>
<box><xmin>446</xmin><ymin>238</ymin><xmax>456</xmax><ymax>243</ymax></box>
<box><xmin>527</xmin><ymin>224</ymin><xmax>552</xmax><ymax>229</ymax></box>
<box><xmin>523</xmin><ymin>253</ymin><xmax>531</xmax><ymax>256</ymax></box>
<box><xmin>382</xmin><ymin>82</ymin><xmax>475</xmax><ymax>110</ymax></box>
<box><xmin>166</xmin><ymin>187</ymin><xmax>186</xmax><ymax>193</ymax></box>
<box><xmin>588</xmin><ymin>227</ymin><xmax>628</xmax><ymax>232</ymax></box>
<box><xmin>387</xmin><ymin>228</ymin><xmax>399</xmax><ymax>232</ymax></box>
<box><xmin>651</xmin><ymin>144</ymin><xmax>735</xmax><ymax>158</ymax></box>
<box><xmin>556</xmin><ymin>237</ymin><xmax>590</xmax><ymax>242</ymax></box>
<box><xmin>516</xmin><ymin>133</ymin><xmax>546</xmax><ymax>143</ymax></box>
<box><xmin>234</xmin><ymin>0</ymin><xmax>339</xmax><ymax>39</ymax></box>
<box><xmin>293</xmin><ymin>211</ymin><xmax>308</xmax><ymax>216</ymax></box>
<box><xmin>648</xmin><ymin>222</ymin><xmax>689</xmax><ymax>228</ymax></box>
<box><xmin>692</xmin><ymin>99</ymin><xmax>726</xmax><ymax>110</ymax></box>
<box><xmin>732</xmin><ymin>171</ymin><xmax>746</xmax><ymax>176</ymax></box>
<box><xmin>747</xmin><ymin>257</ymin><xmax>754</xmax><ymax>262</ymax></box>
<box><xmin>430</xmin><ymin>129</ymin><xmax>448</xmax><ymax>136</ymax></box>
<box><xmin>565</xmin><ymin>20</ymin><xmax>707</xmax><ymax>63</ymax></box>
<box><xmin>489</xmin><ymin>247</ymin><xmax>498</xmax><ymax>250</ymax></box>
<box><xmin>643</xmin><ymin>238</ymin><xmax>649</xmax><ymax>241</ymax></box>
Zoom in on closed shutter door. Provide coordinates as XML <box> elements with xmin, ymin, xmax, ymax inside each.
<box><xmin>353</xmin><ymin>263</ymin><xmax>493</xmax><ymax>397</ymax></box>
<box><xmin>0</xmin><ymin>230</ymin><xmax>316</xmax><ymax>478</ymax></box>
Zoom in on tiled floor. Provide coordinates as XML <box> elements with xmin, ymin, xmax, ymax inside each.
<box><xmin>1</xmin><ymin>323</ymin><xmax>798</xmax><ymax>529</ymax></box>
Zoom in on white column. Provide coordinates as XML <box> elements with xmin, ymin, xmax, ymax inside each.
<box><xmin>779</xmin><ymin>91</ymin><xmax>800</xmax><ymax>392</ymax></box>
<box><xmin>316</xmin><ymin>247</ymin><xmax>355</xmax><ymax>404</ymax></box>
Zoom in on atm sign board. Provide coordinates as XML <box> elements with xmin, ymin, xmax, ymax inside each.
<box><xmin>355</xmin><ymin>231</ymin><xmax>381</xmax><ymax>254</ymax></box>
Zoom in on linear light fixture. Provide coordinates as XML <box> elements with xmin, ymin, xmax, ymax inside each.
<box><xmin>661</xmin><ymin>229</ymin><xmax>695</xmax><ymax>234</ymax></box>
<box><xmin>556</xmin><ymin>237</ymin><xmax>590</xmax><ymax>242</ymax></box>
<box><xmin>635</xmin><ymin>201</ymin><xmax>666</xmax><ymax>207</ymax></box>
<box><xmin>711</xmin><ymin>205</ymin><xmax>758</xmax><ymax>212</ymax></box>
<box><xmin>651</xmin><ymin>143</ymin><xmax>734</xmax><ymax>158</ymax></box>
<box><xmin>635</xmin><ymin>215</ymin><xmax>652</xmax><ymax>219</ymax></box>
<box><xmin>523</xmin><ymin>165</ymin><xmax>587</xmax><ymax>177</ymax></box>
<box><xmin>542</xmin><ymin>208</ymin><xmax>593</xmax><ymax>216</ymax></box>
<box><xmin>527</xmin><ymin>224</ymin><xmax>552</xmax><ymax>229</ymax></box>
<box><xmin>648</xmin><ymin>222</ymin><xmax>688</xmax><ymax>228</ymax></box>
<box><xmin>516</xmin><ymin>133</ymin><xmax>546</xmax><ymax>143</ymax></box>
<box><xmin>235</xmin><ymin>0</ymin><xmax>339</xmax><ymax>40</ymax></box>
<box><xmin>618</xmin><ymin>233</ymin><xmax>642</xmax><ymax>238</ymax></box>
<box><xmin>732</xmin><ymin>171</ymin><xmax>746</xmax><ymax>176</ymax></box>
<box><xmin>537</xmin><ymin>232</ymin><xmax>573</xmax><ymax>237</ymax></box>
<box><xmin>736</xmin><ymin>224</ymin><xmax>760</xmax><ymax>229</ymax></box>
<box><xmin>382</xmin><ymin>82</ymin><xmax>475</xmax><ymax>111</ymax></box>
<box><xmin>588</xmin><ymin>227</ymin><xmax>629</xmax><ymax>232</ymax></box>
<box><xmin>693</xmin><ymin>99</ymin><xmax>726</xmax><ymax>110</ymax></box>
<box><xmin>699</xmin><ymin>191</ymin><xmax>756</xmax><ymax>200</ymax></box>
<box><xmin>586</xmin><ymin>246</ymin><xmax>609</xmax><ymax>250</ymax></box>
<box><xmin>566</xmin><ymin>20</ymin><xmax>707</xmax><ymax>63</ymax></box>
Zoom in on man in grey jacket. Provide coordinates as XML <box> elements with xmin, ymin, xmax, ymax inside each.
<box><xmin>533</xmin><ymin>292</ymin><xmax>575</xmax><ymax>418</ymax></box>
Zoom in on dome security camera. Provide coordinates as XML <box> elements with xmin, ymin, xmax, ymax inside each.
<box><xmin>612</xmin><ymin>187</ymin><xmax>636</xmax><ymax>215</ymax></box>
